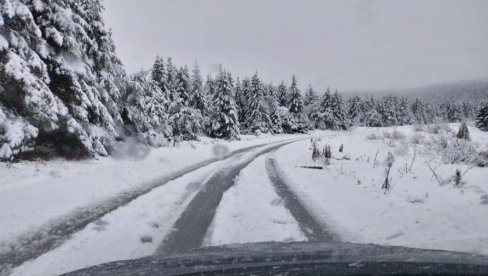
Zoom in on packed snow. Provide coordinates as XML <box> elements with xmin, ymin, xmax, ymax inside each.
<box><xmin>204</xmin><ymin>155</ymin><xmax>306</xmax><ymax>246</ymax></box>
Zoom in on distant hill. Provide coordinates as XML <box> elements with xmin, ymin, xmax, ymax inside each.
<box><xmin>345</xmin><ymin>79</ymin><xmax>488</xmax><ymax>104</ymax></box>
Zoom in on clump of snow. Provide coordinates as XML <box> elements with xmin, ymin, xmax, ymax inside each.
<box><xmin>0</xmin><ymin>108</ymin><xmax>38</xmax><ymax>161</ymax></box>
<box><xmin>0</xmin><ymin>34</ymin><xmax>8</xmax><ymax>50</ymax></box>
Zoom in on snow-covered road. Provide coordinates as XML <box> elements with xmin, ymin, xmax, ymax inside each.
<box><xmin>4</xmin><ymin>136</ymin><xmax>325</xmax><ymax>276</ymax></box>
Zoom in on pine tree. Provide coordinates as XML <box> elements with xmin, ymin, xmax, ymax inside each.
<box><xmin>287</xmin><ymin>75</ymin><xmax>304</xmax><ymax>114</ymax></box>
<box><xmin>377</xmin><ymin>95</ymin><xmax>399</xmax><ymax>126</ymax></box>
<box><xmin>304</xmin><ymin>85</ymin><xmax>319</xmax><ymax>106</ymax></box>
<box><xmin>476</xmin><ymin>105</ymin><xmax>488</xmax><ymax>131</ymax></box>
<box><xmin>243</xmin><ymin>73</ymin><xmax>271</xmax><ymax>134</ymax></box>
<box><xmin>397</xmin><ymin>97</ymin><xmax>412</xmax><ymax>125</ymax></box>
<box><xmin>169</xmin><ymin>99</ymin><xmax>203</xmax><ymax>140</ymax></box>
<box><xmin>167</xmin><ymin>65</ymin><xmax>203</xmax><ymax>140</ymax></box>
<box><xmin>121</xmin><ymin>71</ymin><xmax>171</xmax><ymax>146</ymax></box>
<box><xmin>411</xmin><ymin>98</ymin><xmax>427</xmax><ymax>124</ymax></box>
<box><xmin>331</xmin><ymin>90</ymin><xmax>350</xmax><ymax>129</ymax></box>
<box><xmin>190</xmin><ymin>63</ymin><xmax>207</xmax><ymax>111</ymax></box>
<box><xmin>151</xmin><ymin>56</ymin><xmax>166</xmax><ymax>87</ymax></box>
<box><xmin>363</xmin><ymin>97</ymin><xmax>383</xmax><ymax>127</ymax></box>
<box><xmin>347</xmin><ymin>96</ymin><xmax>364</xmax><ymax>126</ymax></box>
<box><xmin>277</xmin><ymin>81</ymin><xmax>288</xmax><ymax>107</ymax></box>
<box><xmin>310</xmin><ymin>88</ymin><xmax>349</xmax><ymax>130</ymax></box>
<box><xmin>166</xmin><ymin>57</ymin><xmax>177</xmax><ymax>100</ymax></box>
<box><xmin>1</xmin><ymin>0</ymin><xmax>127</xmax><ymax>160</ymax></box>
<box><xmin>209</xmin><ymin>69</ymin><xmax>240</xmax><ymax>140</ymax></box>
<box><xmin>175</xmin><ymin>66</ymin><xmax>191</xmax><ymax>105</ymax></box>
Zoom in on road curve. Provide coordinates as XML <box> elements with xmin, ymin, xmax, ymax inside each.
<box><xmin>0</xmin><ymin>140</ymin><xmax>298</xmax><ymax>275</ymax></box>
<box><xmin>156</xmin><ymin>141</ymin><xmax>301</xmax><ymax>255</ymax></box>
<box><xmin>265</xmin><ymin>156</ymin><xmax>338</xmax><ymax>242</ymax></box>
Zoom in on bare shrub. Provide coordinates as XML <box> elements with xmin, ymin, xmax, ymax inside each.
<box><xmin>427</xmin><ymin>123</ymin><xmax>453</xmax><ymax>134</ymax></box>
<box><xmin>413</xmin><ymin>124</ymin><xmax>424</xmax><ymax>132</ymax></box>
<box><xmin>383</xmin><ymin>129</ymin><xmax>406</xmax><ymax>140</ymax></box>
<box><xmin>366</xmin><ymin>133</ymin><xmax>380</xmax><ymax>140</ymax></box>
<box><xmin>428</xmin><ymin>134</ymin><xmax>478</xmax><ymax>164</ymax></box>
<box><xmin>475</xmin><ymin>151</ymin><xmax>488</xmax><ymax>167</ymax></box>
<box><xmin>410</xmin><ymin>133</ymin><xmax>426</xmax><ymax>144</ymax></box>
<box><xmin>322</xmin><ymin>144</ymin><xmax>332</xmax><ymax>159</ymax></box>
<box><xmin>311</xmin><ymin>139</ymin><xmax>320</xmax><ymax>161</ymax></box>
<box><xmin>382</xmin><ymin>152</ymin><xmax>395</xmax><ymax>193</ymax></box>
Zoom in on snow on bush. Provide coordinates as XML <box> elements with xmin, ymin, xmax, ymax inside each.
<box><xmin>412</xmin><ymin>124</ymin><xmax>424</xmax><ymax>132</ymax></box>
<box><xmin>383</xmin><ymin>129</ymin><xmax>406</xmax><ymax>140</ymax></box>
<box><xmin>427</xmin><ymin>123</ymin><xmax>453</xmax><ymax>134</ymax></box>
<box><xmin>409</xmin><ymin>132</ymin><xmax>426</xmax><ymax>144</ymax></box>
<box><xmin>0</xmin><ymin>108</ymin><xmax>38</xmax><ymax>161</ymax></box>
<box><xmin>428</xmin><ymin>133</ymin><xmax>478</xmax><ymax>164</ymax></box>
<box><xmin>366</xmin><ymin>132</ymin><xmax>380</xmax><ymax>140</ymax></box>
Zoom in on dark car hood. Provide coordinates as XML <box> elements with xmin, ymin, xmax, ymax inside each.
<box><xmin>63</xmin><ymin>241</ymin><xmax>488</xmax><ymax>275</ymax></box>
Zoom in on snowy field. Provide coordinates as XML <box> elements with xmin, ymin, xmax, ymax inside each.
<box><xmin>2</xmin><ymin>123</ymin><xmax>488</xmax><ymax>276</ymax></box>
<box><xmin>271</xmin><ymin>123</ymin><xmax>488</xmax><ymax>255</ymax></box>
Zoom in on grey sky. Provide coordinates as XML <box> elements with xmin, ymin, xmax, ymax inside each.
<box><xmin>103</xmin><ymin>0</ymin><xmax>488</xmax><ymax>91</ymax></box>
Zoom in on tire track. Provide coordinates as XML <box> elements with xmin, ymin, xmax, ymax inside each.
<box><xmin>0</xmin><ymin>140</ymin><xmax>296</xmax><ymax>275</ymax></box>
<box><xmin>156</xmin><ymin>141</ymin><xmax>301</xmax><ymax>255</ymax></box>
<box><xmin>265</xmin><ymin>157</ymin><xmax>338</xmax><ymax>242</ymax></box>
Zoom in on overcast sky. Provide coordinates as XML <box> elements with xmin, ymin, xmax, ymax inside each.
<box><xmin>103</xmin><ymin>0</ymin><xmax>488</xmax><ymax>91</ymax></box>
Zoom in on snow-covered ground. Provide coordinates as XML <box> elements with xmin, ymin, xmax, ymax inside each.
<box><xmin>273</xmin><ymin>123</ymin><xmax>488</xmax><ymax>255</ymax></box>
<box><xmin>3</xmin><ymin>123</ymin><xmax>488</xmax><ymax>276</ymax></box>
<box><xmin>0</xmin><ymin>134</ymin><xmax>304</xmax><ymax>254</ymax></box>
<box><xmin>204</xmin><ymin>155</ymin><xmax>307</xmax><ymax>246</ymax></box>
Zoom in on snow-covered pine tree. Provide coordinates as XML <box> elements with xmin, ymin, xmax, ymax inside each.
<box><xmin>151</xmin><ymin>56</ymin><xmax>166</xmax><ymax>88</ymax></box>
<box><xmin>168</xmin><ymin>65</ymin><xmax>203</xmax><ymax>140</ymax></box>
<box><xmin>169</xmin><ymin>99</ymin><xmax>203</xmax><ymax>141</ymax></box>
<box><xmin>439</xmin><ymin>101</ymin><xmax>463</xmax><ymax>122</ymax></box>
<box><xmin>377</xmin><ymin>95</ymin><xmax>399</xmax><ymax>126</ymax></box>
<box><xmin>304</xmin><ymin>85</ymin><xmax>319</xmax><ymax>106</ymax></box>
<box><xmin>309</xmin><ymin>88</ymin><xmax>349</xmax><ymax>130</ymax></box>
<box><xmin>476</xmin><ymin>105</ymin><xmax>488</xmax><ymax>131</ymax></box>
<box><xmin>396</xmin><ymin>97</ymin><xmax>412</xmax><ymax>125</ymax></box>
<box><xmin>281</xmin><ymin>75</ymin><xmax>309</xmax><ymax>133</ymax></box>
<box><xmin>165</xmin><ymin>57</ymin><xmax>177</xmax><ymax>101</ymax></box>
<box><xmin>120</xmin><ymin>71</ymin><xmax>171</xmax><ymax>146</ymax></box>
<box><xmin>277</xmin><ymin>81</ymin><xmax>288</xmax><ymax>107</ymax></box>
<box><xmin>208</xmin><ymin>69</ymin><xmax>240</xmax><ymax>140</ymax></box>
<box><xmin>190</xmin><ymin>63</ymin><xmax>208</xmax><ymax>116</ymax></box>
<box><xmin>411</xmin><ymin>98</ymin><xmax>427</xmax><ymax>124</ymax></box>
<box><xmin>237</xmin><ymin>78</ymin><xmax>251</xmax><ymax>124</ymax></box>
<box><xmin>243</xmin><ymin>73</ymin><xmax>271</xmax><ymax>134</ymax></box>
<box><xmin>347</xmin><ymin>96</ymin><xmax>364</xmax><ymax>126</ymax></box>
<box><xmin>461</xmin><ymin>101</ymin><xmax>476</xmax><ymax>120</ymax></box>
<box><xmin>1</xmin><ymin>0</ymin><xmax>126</xmax><ymax>160</ymax></box>
<box><xmin>363</xmin><ymin>97</ymin><xmax>383</xmax><ymax>127</ymax></box>
<box><xmin>264</xmin><ymin>83</ymin><xmax>283</xmax><ymax>134</ymax></box>
<box><xmin>331</xmin><ymin>90</ymin><xmax>350</xmax><ymax>129</ymax></box>
<box><xmin>204</xmin><ymin>75</ymin><xmax>215</xmax><ymax>97</ymax></box>
<box><xmin>287</xmin><ymin>75</ymin><xmax>304</xmax><ymax>114</ymax></box>
<box><xmin>175</xmin><ymin>66</ymin><xmax>191</xmax><ymax>105</ymax></box>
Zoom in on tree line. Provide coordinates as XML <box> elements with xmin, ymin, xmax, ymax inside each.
<box><xmin>1</xmin><ymin>0</ymin><xmax>487</xmax><ymax>161</ymax></box>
